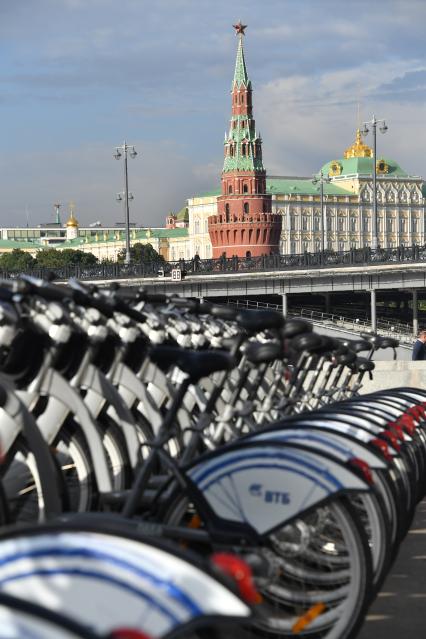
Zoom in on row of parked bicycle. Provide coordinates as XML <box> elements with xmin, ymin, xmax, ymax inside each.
<box><xmin>0</xmin><ymin>274</ymin><xmax>422</xmax><ymax>639</ymax></box>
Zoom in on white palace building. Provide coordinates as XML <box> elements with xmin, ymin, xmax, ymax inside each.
<box><xmin>0</xmin><ymin>129</ymin><xmax>425</xmax><ymax>262</ymax></box>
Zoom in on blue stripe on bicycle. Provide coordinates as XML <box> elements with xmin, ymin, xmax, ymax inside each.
<box><xmin>0</xmin><ymin>546</ymin><xmax>200</xmax><ymax>617</ymax></box>
<box><xmin>249</xmin><ymin>432</ymin><xmax>352</xmax><ymax>457</ymax></box>
<box><xmin>189</xmin><ymin>448</ymin><xmax>343</xmax><ymax>489</ymax></box>
<box><xmin>0</xmin><ymin>567</ymin><xmax>182</xmax><ymax>626</ymax></box>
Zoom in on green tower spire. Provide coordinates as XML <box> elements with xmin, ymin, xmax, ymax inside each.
<box><xmin>222</xmin><ymin>23</ymin><xmax>264</xmax><ymax>174</ymax></box>
<box><xmin>232</xmin><ymin>35</ymin><xmax>250</xmax><ymax>89</ymax></box>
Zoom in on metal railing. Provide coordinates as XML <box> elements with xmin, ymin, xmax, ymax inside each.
<box><xmin>1</xmin><ymin>244</ymin><xmax>426</xmax><ymax>282</ymax></box>
<box><xmin>226</xmin><ymin>299</ymin><xmax>415</xmax><ymax>344</ymax></box>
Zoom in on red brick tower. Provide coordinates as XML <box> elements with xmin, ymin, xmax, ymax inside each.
<box><xmin>208</xmin><ymin>22</ymin><xmax>282</xmax><ymax>259</ymax></box>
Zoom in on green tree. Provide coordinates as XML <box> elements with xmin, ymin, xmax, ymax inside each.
<box><xmin>0</xmin><ymin>249</ymin><xmax>36</xmax><ymax>271</ymax></box>
<box><xmin>117</xmin><ymin>243</ymin><xmax>164</xmax><ymax>264</ymax></box>
<box><xmin>35</xmin><ymin>248</ymin><xmax>98</xmax><ymax>268</ymax></box>
<box><xmin>57</xmin><ymin>249</ymin><xmax>98</xmax><ymax>266</ymax></box>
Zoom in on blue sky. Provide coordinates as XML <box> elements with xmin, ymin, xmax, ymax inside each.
<box><xmin>0</xmin><ymin>0</ymin><xmax>425</xmax><ymax>227</ymax></box>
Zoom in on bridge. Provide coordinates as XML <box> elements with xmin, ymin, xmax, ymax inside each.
<box><xmin>4</xmin><ymin>245</ymin><xmax>426</xmax><ymax>335</ymax></box>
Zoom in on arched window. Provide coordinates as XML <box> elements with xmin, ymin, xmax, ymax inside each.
<box><xmin>244</xmin><ymin>202</ymin><xmax>249</xmax><ymax>215</ymax></box>
<box><xmin>225</xmin><ymin>204</ymin><xmax>230</xmax><ymax>222</ymax></box>
<box><xmin>194</xmin><ymin>220</ymin><xmax>200</xmax><ymax>234</ymax></box>
<box><xmin>241</xmin><ymin>144</ymin><xmax>246</xmax><ymax>156</ymax></box>
<box><xmin>243</xmin><ymin>184</ymin><xmax>248</xmax><ymax>193</ymax></box>
<box><xmin>228</xmin><ymin>184</ymin><xmax>233</xmax><ymax>194</ymax></box>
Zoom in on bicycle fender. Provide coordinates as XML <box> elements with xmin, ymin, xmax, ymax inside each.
<box><xmin>187</xmin><ymin>442</ymin><xmax>369</xmax><ymax>535</ymax></box>
<box><xmin>0</xmin><ymin>531</ymin><xmax>251</xmax><ymax>637</ymax></box>
<box><xmin>247</xmin><ymin>427</ymin><xmax>387</xmax><ymax>469</ymax></box>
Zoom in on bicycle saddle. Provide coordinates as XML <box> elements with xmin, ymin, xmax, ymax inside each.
<box><xmin>201</xmin><ymin>303</ymin><xmax>238</xmax><ymax>321</ymax></box>
<box><xmin>236</xmin><ymin>309</ymin><xmax>285</xmax><ymax>333</ymax></box>
<box><xmin>244</xmin><ymin>341</ymin><xmax>283</xmax><ymax>365</ymax></box>
<box><xmin>350</xmin><ymin>357</ymin><xmax>375</xmax><ymax>373</ymax></box>
<box><xmin>360</xmin><ymin>332</ymin><xmax>383</xmax><ymax>348</ymax></box>
<box><xmin>288</xmin><ymin>332</ymin><xmax>324</xmax><ymax>353</ymax></box>
<box><xmin>281</xmin><ymin>318</ymin><xmax>312</xmax><ymax>339</ymax></box>
<box><xmin>340</xmin><ymin>338</ymin><xmax>372</xmax><ymax>353</ymax></box>
<box><xmin>334</xmin><ymin>350</ymin><xmax>357</xmax><ymax>366</ymax></box>
<box><xmin>149</xmin><ymin>345</ymin><xmax>235</xmax><ymax>382</ymax></box>
<box><xmin>379</xmin><ymin>337</ymin><xmax>399</xmax><ymax>349</ymax></box>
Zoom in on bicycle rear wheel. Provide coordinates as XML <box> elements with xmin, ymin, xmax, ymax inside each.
<box><xmin>164</xmin><ymin>495</ymin><xmax>372</xmax><ymax>639</ymax></box>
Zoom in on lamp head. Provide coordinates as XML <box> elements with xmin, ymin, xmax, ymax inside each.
<box><xmin>361</xmin><ymin>125</ymin><xmax>369</xmax><ymax>136</ymax></box>
<box><xmin>128</xmin><ymin>193</ymin><xmax>134</xmax><ymax>200</ymax></box>
<box><xmin>114</xmin><ymin>150</ymin><xmax>122</xmax><ymax>160</ymax></box>
<box><xmin>379</xmin><ymin>122</ymin><xmax>388</xmax><ymax>134</ymax></box>
<box><xmin>116</xmin><ymin>193</ymin><xmax>123</xmax><ymax>201</ymax></box>
<box><xmin>130</xmin><ymin>147</ymin><xmax>137</xmax><ymax>159</ymax></box>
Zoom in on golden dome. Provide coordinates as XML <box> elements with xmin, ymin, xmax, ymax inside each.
<box><xmin>66</xmin><ymin>212</ymin><xmax>79</xmax><ymax>228</ymax></box>
<box><xmin>343</xmin><ymin>128</ymin><xmax>373</xmax><ymax>159</ymax></box>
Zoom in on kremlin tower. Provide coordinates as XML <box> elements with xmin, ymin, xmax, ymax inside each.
<box><xmin>208</xmin><ymin>23</ymin><xmax>282</xmax><ymax>258</ymax></box>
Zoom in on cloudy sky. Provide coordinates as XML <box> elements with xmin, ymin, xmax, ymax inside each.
<box><xmin>0</xmin><ymin>0</ymin><xmax>425</xmax><ymax>228</ymax></box>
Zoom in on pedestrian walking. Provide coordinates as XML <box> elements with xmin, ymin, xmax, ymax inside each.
<box><xmin>412</xmin><ymin>329</ymin><xmax>426</xmax><ymax>360</ymax></box>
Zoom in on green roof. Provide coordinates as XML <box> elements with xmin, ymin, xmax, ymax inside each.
<box><xmin>61</xmin><ymin>227</ymin><xmax>188</xmax><ymax>247</ymax></box>
<box><xmin>233</xmin><ymin>36</ymin><xmax>250</xmax><ymax>88</ymax></box>
<box><xmin>194</xmin><ymin>189</ymin><xmax>221</xmax><ymax>198</ymax></box>
<box><xmin>267</xmin><ymin>177</ymin><xmax>352</xmax><ymax>196</ymax></box>
<box><xmin>193</xmin><ymin>178</ymin><xmax>351</xmax><ymax>199</ymax></box>
<box><xmin>176</xmin><ymin>206</ymin><xmax>188</xmax><ymax>221</ymax></box>
<box><xmin>320</xmin><ymin>156</ymin><xmax>409</xmax><ymax>178</ymax></box>
<box><xmin>0</xmin><ymin>239</ymin><xmax>44</xmax><ymax>249</ymax></box>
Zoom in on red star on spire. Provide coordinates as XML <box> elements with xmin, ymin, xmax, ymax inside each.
<box><xmin>233</xmin><ymin>21</ymin><xmax>247</xmax><ymax>36</ymax></box>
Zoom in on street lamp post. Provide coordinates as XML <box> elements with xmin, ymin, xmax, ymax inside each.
<box><xmin>361</xmin><ymin>116</ymin><xmax>388</xmax><ymax>250</ymax></box>
<box><xmin>114</xmin><ymin>141</ymin><xmax>137</xmax><ymax>266</ymax></box>
<box><xmin>312</xmin><ymin>169</ymin><xmax>331</xmax><ymax>254</ymax></box>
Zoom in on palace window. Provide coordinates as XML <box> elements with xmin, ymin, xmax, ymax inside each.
<box><xmin>314</xmin><ymin>240</ymin><xmax>321</xmax><ymax>252</ymax></box>
<box><xmin>290</xmin><ymin>241</ymin><xmax>296</xmax><ymax>254</ymax></box>
<box><xmin>362</xmin><ymin>217</ymin><xmax>369</xmax><ymax>232</ymax></box>
<box><xmin>326</xmin><ymin>216</ymin><xmax>332</xmax><ymax>231</ymax></box>
<box><xmin>313</xmin><ymin>216</ymin><xmax>320</xmax><ymax>231</ymax></box>
<box><xmin>302</xmin><ymin>216</ymin><xmax>308</xmax><ymax>231</ymax></box>
<box><xmin>399</xmin><ymin>218</ymin><xmax>406</xmax><ymax>233</ymax></box>
<box><xmin>302</xmin><ymin>241</ymin><xmax>309</xmax><ymax>252</ymax></box>
<box><xmin>338</xmin><ymin>241</ymin><xmax>344</xmax><ymax>252</ymax></box>
<box><xmin>290</xmin><ymin>216</ymin><xmax>296</xmax><ymax>231</ymax></box>
<box><xmin>350</xmin><ymin>217</ymin><xmax>357</xmax><ymax>232</ymax></box>
<box><xmin>412</xmin><ymin>218</ymin><xmax>418</xmax><ymax>233</ymax></box>
<box><xmin>338</xmin><ymin>217</ymin><xmax>345</xmax><ymax>232</ymax></box>
<box><xmin>194</xmin><ymin>220</ymin><xmax>200</xmax><ymax>234</ymax></box>
<box><xmin>386</xmin><ymin>218</ymin><xmax>393</xmax><ymax>232</ymax></box>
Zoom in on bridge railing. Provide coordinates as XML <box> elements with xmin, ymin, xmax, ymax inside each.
<box><xmin>227</xmin><ymin>299</ymin><xmax>415</xmax><ymax>343</ymax></box>
<box><xmin>0</xmin><ymin>244</ymin><xmax>426</xmax><ymax>281</ymax></box>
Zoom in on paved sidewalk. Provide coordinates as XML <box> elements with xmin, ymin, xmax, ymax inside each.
<box><xmin>358</xmin><ymin>498</ymin><xmax>426</xmax><ymax>638</ymax></box>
